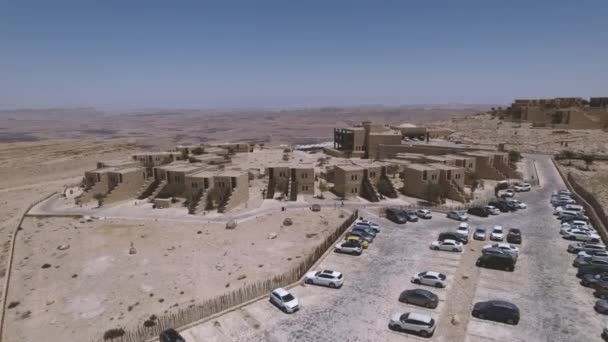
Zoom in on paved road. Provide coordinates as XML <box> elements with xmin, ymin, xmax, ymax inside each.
<box><xmin>180</xmin><ymin>154</ymin><xmax>605</xmax><ymax>342</ymax></box>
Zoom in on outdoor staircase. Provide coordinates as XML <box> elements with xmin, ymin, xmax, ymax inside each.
<box><xmin>188</xmin><ymin>190</ymin><xmax>204</xmax><ymax>215</ymax></box>
<box><xmin>496</xmin><ymin>162</ymin><xmax>522</xmax><ymax>179</ymax></box>
<box><xmin>104</xmin><ymin>181</ymin><xmax>139</xmax><ymax>204</ymax></box>
<box><xmin>266</xmin><ymin>178</ymin><xmax>276</xmax><ymax>199</ymax></box>
<box><xmin>137</xmin><ymin>179</ymin><xmax>159</xmax><ymax>200</ymax></box>
<box><xmin>149</xmin><ymin>180</ymin><xmax>168</xmax><ymax>201</ymax></box>
<box><xmin>217</xmin><ymin>189</ymin><xmax>231</xmax><ymax>213</ymax></box>
<box><xmin>377</xmin><ymin>176</ymin><xmax>398</xmax><ymax>198</ymax></box>
<box><xmin>289</xmin><ymin>180</ymin><xmax>298</xmax><ymax>201</ymax></box>
<box><xmin>361</xmin><ymin>177</ymin><xmax>380</xmax><ymax>202</ymax></box>
<box><xmin>448</xmin><ymin>180</ymin><xmax>468</xmax><ymax>203</ymax></box>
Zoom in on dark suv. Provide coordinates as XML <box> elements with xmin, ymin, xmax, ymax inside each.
<box><xmin>160</xmin><ymin>329</ymin><xmax>185</xmax><ymax>342</ymax></box>
<box><xmin>472</xmin><ymin>300</ymin><xmax>520</xmax><ymax>325</ymax></box>
<box><xmin>476</xmin><ymin>254</ymin><xmax>516</xmax><ymax>272</ymax></box>
<box><xmin>467</xmin><ymin>207</ymin><xmax>490</xmax><ymax>218</ymax></box>
<box><xmin>439</xmin><ymin>232</ymin><xmax>468</xmax><ymax>245</ymax></box>
<box><xmin>506</xmin><ymin>229</ymin><xmax>522</xmax><ymax>244</ymax></box>
<box><xmin>488</xmin><ymin>201</ymin><xmax>510</xmax><ymax>213</ymax></box>
<box><xmin>386</xmin><ymin>208</ymin><xmax>407</xmax><ymax>224</ymax></box>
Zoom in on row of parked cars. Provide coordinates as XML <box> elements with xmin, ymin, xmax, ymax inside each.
<box><xmin>555</xmin><ymin>189</ymin><xmax>608</xmax><ymax>324</ymax></box>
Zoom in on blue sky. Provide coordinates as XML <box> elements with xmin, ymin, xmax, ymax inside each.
<box><xmin>1</xmin><ymin>0</ymin><xmax>607</xmax><ymax>109</ymax></box>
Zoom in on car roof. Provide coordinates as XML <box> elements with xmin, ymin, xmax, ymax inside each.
<box><xmin>443</xmin><ymin>239</ymin><xmax>457</xmax><ymax>243</ymax></box>
<box><xmin>488</xmin><ymin>300</ymin><xmax>518</xmax><ymax>309</ymax></box>
<box><xmin>321</xmin><ymin>270</ymin><xmax>339</xmax><ymax>276</ymax></box>
<box><xmin>408</xmin><ymin>312</ymin><xmax>432</xmax><ymax>323</ymax></box>
<box><xmin>272</xmin><ymin>288</ymin><xmax>290</xmax><ymax>296</ymax></box>
<box><xmin>425</xmin><ymin>271</ymin><xmax>440</xmax><ymax>277</ymax></box>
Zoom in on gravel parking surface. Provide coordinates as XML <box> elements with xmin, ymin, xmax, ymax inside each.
<box><xmin>181</xmin><ymin>155</ymin><xmax>605</xmax><ymax>342</ymax></box>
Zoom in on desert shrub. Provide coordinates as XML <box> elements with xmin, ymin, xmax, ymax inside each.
<box><xmin>7</xmin><ymin>301</ymin><xmax>19</xmax><ymax>309</ymax></box>
<box><xmin>103</xmin><ymin>328</ymin><xmax>125</xmax><ymax>340</ymax></box>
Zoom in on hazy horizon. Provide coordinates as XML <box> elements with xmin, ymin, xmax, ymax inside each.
<box><xmin>1</xmin><ymin>0</ymin><xmax>607</xmax><ymax>110</ymax></box>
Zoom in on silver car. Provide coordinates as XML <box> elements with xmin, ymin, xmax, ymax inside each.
<box><xmin>389</xmin><ymin>312</ymin><xmax>436</xmax><ymax>337</ymax></box>
<box><xmin>447</xmin><ymin>211</ymin><xmax>468</xmax><ymax>221</ymax></box>
<box><xmin>304</xmin><ymin>270</ymin><xmax>344</xmax><ymax>288</ymax></box>
<box><xmin>473</xmin><ymin>228</ymin><xmax>487</xmax><ymax>241</ymax></box>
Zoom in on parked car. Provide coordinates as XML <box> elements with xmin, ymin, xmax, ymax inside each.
<box><xmin>430</xmin><ymin>239</ymin><xmax>463</xmax><ymax>252</ymax></box>
<box><xmin>473</xmin><ymin>228</ymin><xmax>487</xmax><ymax>241</ymax></box>
<box><xmin>573</xmin><ymin>256</ymin><xmax>608</xmax><ymax>268</ymax></box>
<box><xmin>595</xmin><ymin>300</ymin><xmax>608</xmax><ymax>314</ymax></box>
<box><xmin>269</xmin><ymin>288</ymin><xmax>299</xmax><ymax>313</ymax></box>
<box><xmin>563</xmin><ymin>229</ymin><xmax>600</xmax><ymax>242</ymax></box>
<box><xmin>388</xmin><ymin>312</ymin><xmax>436</xmax><ymax>337</ymax></box>
<box><xmin>581</xmin><ymin>272</ymin><xmax>608</xmax><ymax>288</ymax></box>
<box><xmin>411</xmin><ymin>271</ymin><xmax>447</xmax><ymax>288</ymax></box>
<box><xmin>562</xmin><ymin>220</ymin><xmax>592</xmax><ymax>230</ymax></box>
<box><xmin>304</xmin><ymin>270</ymin><xmax>344</xmax><ymax>288</ymax></box>
<box><xmin>345</xmin><ymin>236</ymin><xmax>368</xmax><ymax>249</ymax></box>
<box><xmin>579</xmin><ymin>250</ymin><xmax>608</xmax><ymax>261</ymax></box>
<box><xmin>504</xmin><ymin>201</ymin><xmax>519</xmax><ymax>211</ymax></box>
<box><xmin>483</xmin><ymin>243</ymin><xmax>519</xmax><ymax>258</ymax></box>
<box><xmin>416</xmin><ymin>209</ymin><xmax>433</xmax><ymax>219</ymax></box>
<box><xmin>514</xmin><ymin>183</ymin><xmax>531</xmax><ymax>192</ymax></box>
<box><xmin>560</xmin><ymin>225</ymin><xmax>596</xmax><ymax>236</ymax></box>
<box><xmin>457</xmin><ymin>222</ymin><xmax>469</xmax><ymax>236</ymax></box>
<box><xmin>568</xmin><ymin>242</ymin><xmax>606</xmax><ymax>254</ymax></box>
<box><xmin>405</xmin><ymin>211</ymin><xmax>419</xmax><ymax>222</ymax></box>
<box><xmin>485</xmin><ymin>205</ymin><xmax>500</xmax><ymax>215</ymax></box>
<box><xmin>398</xmin><ymin>289</ymin><xmax>439</xmax><ymax>309</ymax></box>
<box><xmin>488</xmin><ymin>201</ymin><xmax>510</xmax><ymax>213</ymax></box>
<box><xmin>595</xmin><ymin>285</ymin><xmax>608</xmax><ymax>299</ymax></box>
<box><xmin>556</xmin><ymin>189</ymin><xmax>573</xmax><ymax>196</ymax></box>
<box><xmin>577</xmin><ymin>265</ymin><xmax>608</xmax><ymax>279</ymax></box>
<box><xmin>501</xmin><ymin>189</ymin><xmax>515</xmax><ymax>198</ymax></box>
<box><xmin>346</xmin><ymin>230</ymin><xmax>374</xmax><ymax>243</ymax></box>
<box><xmin>354</xmin><ymin>219</ymin><xmax>381</xmax><ymax>233</ymax></box>
<box><xmin>552</xmin><ymin>198</ymin><xmax>577</xmax><ymax>207</ymax></box>
<box><xmin>564</xmin><ymin>204</ymin><xmax>585</xmax><ymax>213</ymax></box>
<box><xmin>560</xmin><ymin>214</ymin><xmax>590</xmax><ymax>224</ymax></box>
<box><xmin>334</xmin><ymin>240</ymin><xmax>363</xmax><ymax>255</ymax></box>
<box><xmin>467</xmin><ymin>206</ymin><xmax>489</xmax><ymax>217</ymax></box>
<box><xmin>506</xmin><ymin>228</ymin><xmax>522</xmax><ymax>244</ymax></box>
<box><xmin>386</xmin><ymin>208</ymin><xmax>408</xmax><ymax>224</ymax></box>
<box><xmin>447</xmin><ymin>210</ymin><xmax>468</xmax><ymax>221</ymax></box>
<box><xmin>472</xmin><ymin>300</ymin><xmax>520</xmax><ymax>325</ymax></box>
<box><xmin>559</xmin><ymin>211</ymin><xmax>589</xmax><ymax>222</ymax></box>
<box><xmin>490</xmin><ymin>226</ymin><xmax>504</xmax><ymax>241</ymax></box>
<box><xmin>438</xmin><ymin>231</ymin><xmax>468</xmax><ymax>245</ymax></box>
<box><xmin>159</xmin><ymin>329</ymin><xmax>186</xmax><ymax>342</ymax></box>
<box><xmin>476</xmin><ymin>254</ymin><xmax>516</xmax><ymax>271</ymax></box>
<box><xmin>507</xmin><ymin>199</ymin><xmax>527</xmax><ymax>209</ymax></box>
<box><xmin>351</xmin><ymin>226</ymin><xmax>377</xmax><ymax>237</ymax></box>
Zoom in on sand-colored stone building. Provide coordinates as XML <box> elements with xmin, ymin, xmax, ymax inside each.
<box><xmin>328</xmin><ymin>121</ymin><xmax>401</xmax><ymax>159</ymax></box>
<box><xmin>265</xmin><ymin>164</ymin><xmax>315</xmax><ymax>201</ymax></box>
<box><xmin>401</xmin><ymin>164</ymin><xmax>441</xmax><ymax>201</ymax></box>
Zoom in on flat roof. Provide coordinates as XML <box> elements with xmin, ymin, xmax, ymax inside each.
<box><xmin>87</xmin><ymin>167</ymin><xmax>117</xmax><ymax>173</ymax></box>
<box><xmin>110</xmin><ymin>167</ymin><xmax>143</xmax><ymax>174</ymax></box>
<box><xmin>335</xmin><ymin>164</ymin><xmax>365</xmax><ymax>172</ymax></box>
<box><xmin>442</xmin><ymin>154</ymin><xmax>473</xmax><ymax>160</ymax></box>
<box><xmin>403</xmin><ymin>163</ymin><xmax>438</xmax><ymax>171</ymax></box>
<box><xmin>428</xmin><ymin>163</ymin><xmax>461</xmax><ymax>171</ymax></box>
<box><xmin>394</xmin><ymin>153</ymin><xmax>425</xmax><ymax>158</ymax></box>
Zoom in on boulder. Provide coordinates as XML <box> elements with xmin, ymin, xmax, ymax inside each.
<box><xmin>226</xmin><ymin>220</ymin><xmax>237</xmax><ymax>229</ymax></box>
<box><xmin>268</xmin><ymin>233</ymin><xmax>278</xmax><ymax>239</ymax></box>
<box><xmin>57</xmin><ymin>244</ymin><xmax>70</xmax><ymax>251</ymax></box>
<box><xmin>283</xmin><ymin>218</ymin><xmax>293</xmax><ymax>226</ymax></box>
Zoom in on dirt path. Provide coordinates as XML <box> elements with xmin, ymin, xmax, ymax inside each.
<box><xmin>436</xmin><ymin>241</ymin><xmax>482</xmax><ymax>341</ymax></box>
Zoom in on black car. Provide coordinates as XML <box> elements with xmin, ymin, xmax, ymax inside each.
<box><xmin>160</xmin><ymin>329</ymin><xmax>186</xmax><ymax>342</ymax></box>
<box><xmin>472</xmin><ymin>300</ymin><xmax>520</xmax><ymax>325</ymax></box>
<box><xmin>405</xmin><ymin>211</ymin><xmax>419</xmax><ymax>222</ymax></box>
<box><xmin>476</xmin><ymin>254</ymin><xmax>516</xmax><ymax>272</ymax></box>
<box><xmin>506</xmin><ymin>228</ymin><xmax>522</xmax><ymax>244</ymax></box>
<box><xmin>438</xmin><ymin>232</ymin><xmax>468</xmax><ymax>245</ymax></box>
<box><xmin>467</xmin><ymin>207</ymin><xmax>489</xmax><ymax>218</ymax></box>
<box><xmin>488</xmin><ymin>201</ymin><xmax>510</xmax><ymax>213</ymax></box>
<box><xmin>398</xmin><ymin>289</ymin><xmax>439</xmax><ymax>309</ymax></box>
<box><xmin>577</xmin><ymin>264</ymin><xmax>608</xmax><ymax>279</ymax></box>
<box><xmin>504</xmin><ymin>201</ymin><xmax>519</xmax><ymax>211</ymax></box>
<box><xmin>386</xmin><ymin>208</ymin><xmax>407</xmax><ymax>224</ymax></box>
<box><xmin>582</xmin><ymin>273</ymin><xmax>608</xmax><ymax>288</ymax></box>
<box><xmin>596</xmin><ymin>299</ymin><xmax>608</xmax><ymax>314</ymax></box>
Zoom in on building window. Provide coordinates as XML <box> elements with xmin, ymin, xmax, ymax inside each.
<box><xmin>422</xmin><ymin>171</ymin><xmax>427</xmax><ymax>181</ymax></box>
<box><xmin>432</xmin><ymin>175</ymin><xmax>437</xmax><ymax>180</ymax></box>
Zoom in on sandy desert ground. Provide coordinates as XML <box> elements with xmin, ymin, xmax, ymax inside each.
<box><xmin>557</xmin><ymin>159</ymin><xmax>608</xmax><ymax>212</ymax></box>
<box><xmin>431</xmin><ymin>113</ymin><xmax>608</xmax><ymax>154</ymax></box>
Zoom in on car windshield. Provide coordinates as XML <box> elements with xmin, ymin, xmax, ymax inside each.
<box><xmin>476</xmin><ymin>229</ymin><xmax>484</xmax><ymax>233</ymax></box>
<box><xmin>439</xmin><ymin>273</ymin><xmax>446</xmax><ymax>280</ymax></box>
<box><xmin>281</xmin><ymin>294</ymin><xmax>295</xmax><ymax>301</ymax></box>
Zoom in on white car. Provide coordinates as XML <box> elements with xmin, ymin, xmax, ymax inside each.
<box><xmin>560</xmin><ymin>225</ymin><xmax>595</xmax><ymax>235</ymax></box>
<box><xmin>456</xmin><ymin>223</ymin><xmax>469</xmax><ymax>237</ymax></box>
<box><xmin>270</xmin><ymin>288</ymin><xmax>299</xmax><ymax>313</ymax></box>
<box><xmin>354</xmin><ymin>220</ymin><xmax>380</xmax><ymax>233</ymax></box>
<box><xmin>564</xmin><ymin>204</ymin><xmax>584</xmax><ymax>213</ymax></box>
<box><xmin>334</xmin><ymin>241</ymin><xmax>363</xmax><ymax>255</ymax></box>
<box><xmin>447</xmin><ymin>211</ymin><xmax>468</xmax><ymax>221</ymax></box>
<box><xmin>430</xmin><ymin>239</ymin><xmax>463</xmax><ymax>252</ymax></box>
<box><xmin>508</xmin><ymin>199</ymin><xmax>527</xmax><ymax>209</ymax></box>
<box><xmin>304</xmin><ymin>270</ymin><xmax>344</xmax><ymax>288</ymax></box>
<box><xmin>563</xmin><ymin>229</ymin><xmax>600</xmax><ymax>242</ymax></box>
<box><xmin>562</xmin><ymin>220</ymin><xmax>592</xmax><ymax>230</ymax></box>
<box><xmin>514</xmin><ymin>183</ymin><xmax>531</xmax><ymax>192</ymax></box>
<box><xmin>389</xmin><ymin>312</ymin><xmax>436</xmax><ymax>337</ymax></box>
<box><xmin>412</xmin><ymin>271</ymin><xmax>447</xmax><ymax>288</ymax></box>
<box><xmin>473</xmin><ymin>228</ymin><xmax>487</xmax><ymax>241</ymax></box>
<box><xmin>484</xmin><ymin>205</ymin><xmax>500</xmax><ymax>215</ymax></box>
<box><xmin>502</xmin><ymin>189</ymin><xmax>515</xmax><ymax>198</ymax></box>
<box><xmin>483</xmin><ymin>243</ymin><xmax>519</xmax><ymax>257</ymax></box>
<box><xmin>490</xmin><ymin>226</ymin><xmax>504</xmax><ymax>241</ymax></box>
<box><xmin>553</xmin><ymin>206</ymin><xmax>564</xmax><ymax>215</ymax></box>
<box><xmin>578</xmin><ymin>250</ymin><xmax>608</xmax><ymax>262</ymax></box>
<box><xmin>416</xmin><ymin>209</ymin><xmax>433</xmax><ymax>219</ymax></box>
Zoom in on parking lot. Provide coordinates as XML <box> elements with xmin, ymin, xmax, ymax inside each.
<box><xmin>181</xmin><ymin>155</ymin><xmax>605</xmax><ymax>342</ymax></box>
